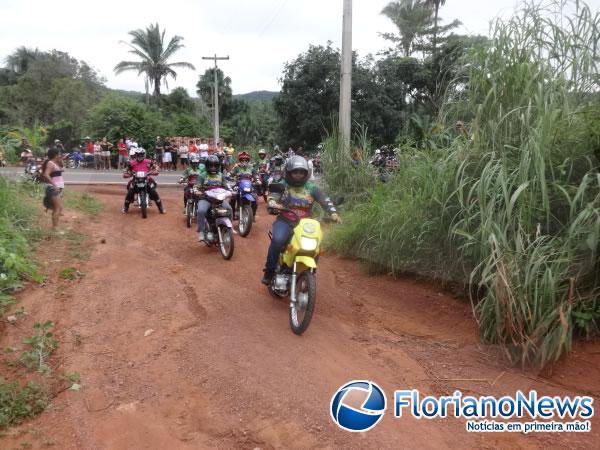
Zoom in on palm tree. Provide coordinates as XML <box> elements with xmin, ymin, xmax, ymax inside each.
<box><xmin>4</xmin><ymin>46</ymin><xmax>40</xmax><ymax>75</ymax></box>
<box><xmin>114</xmin><ymin>23</ymin><xmax>195</xmax><ymax>98</ymax></box>
<box><xmin>423</xmin><ymin>0</ymin><xmax>447</xmax><ymax>57</ymax></box>
<box><xmin>380</xmin><ymin>0</ymin><xmax>433</xmax><ymax>57</ymax></box>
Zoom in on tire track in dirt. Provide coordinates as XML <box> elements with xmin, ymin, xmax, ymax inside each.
<box><xmin>1</xmin><ymin>185</ymin><xmax>598</xmax><ymax>450</ymax></box>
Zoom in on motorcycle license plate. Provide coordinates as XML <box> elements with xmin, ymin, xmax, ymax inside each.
<box><xmin>136</xmin><ymin>183</ymin><xmax>145</xmax><ymax>188</ymax></box>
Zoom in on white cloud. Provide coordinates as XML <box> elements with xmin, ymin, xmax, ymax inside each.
<box><xmin>2</xmin><ymin>0</ymin><xmax>597</xmax><ymax>95</ymax></box>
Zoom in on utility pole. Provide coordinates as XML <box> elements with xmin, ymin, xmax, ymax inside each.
<box><xmin>339</xmin><ymin>0</ymin><xmax>352</xmax><ymax>156</ymax></box>
<box><xmin>201</xmin><ymin>54</ymin><xmax>229</xmax><ymax>148</ymax></box>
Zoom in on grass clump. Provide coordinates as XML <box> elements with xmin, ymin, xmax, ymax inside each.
<box><xmin>58</xmin><ymin>267</ymin><xmax>85</xmax><ymax>281</ymax></box>
<box><xmin>0</xmin><ymin>178</ymin><xmax>43</xmax><ymax>315</ymax></box>
<box><xmin>63</xmin><ymin>191</ymin><xmax>103</xmax><ymax>216</ymax></box>
<box><xmin>328</xmin><ymin>0</ymin><xmax>600</xmax><ymax>366</ymax></box>
<box><xmin>0</xmin><ymin>379</ymin><xmax>49</xmax><ymax>429</ymax></box>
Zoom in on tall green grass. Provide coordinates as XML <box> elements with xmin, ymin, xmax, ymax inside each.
<box><xmin>328</xmin><ymin>0</ymin><xmax>600</xmax><ymax>366</ymax></box>
<box><xmin>0</xmin><ymin>178</ymin><xmax>43</xmax><ymax>314</ymax></box>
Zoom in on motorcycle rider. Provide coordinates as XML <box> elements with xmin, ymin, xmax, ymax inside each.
<box><xmin>269</xmin><ymin>154</ymin><xmax>285</xmax><ymax>183</ymax></box>
<box><xmin>215</xmin><ymin>150</ymin><xmax>227</xmax><ymax>174</ymax></box>
<box><xmin>122</xmin><ymin>148</ymin><xmax>165</xmax><ymax>214</ymax></box>
<box><xmin>256</xmin><ymin>149</ymin><xmax>269</xmax><ymax>171</ymax></box>
<box><xmin>256</xmin><ymin>149</ymin><xmax>270</xmax><ymax>198</ymax></box>
<box><xmin>179</xmin><ymin>153</ymin><xmax>206</xmax><ymax>214</ymax></box>
<box><xmin>195</xmin><ymin>155</ymin><xmax>232</xmax><ymax>242</ymax></box>
<box><xmin>261</xmin><ymin>156</ymin><xmax>341</xmax><ymax>285</ymax></box>
<box><xmin>229</xmin><ymin>151</ymin><xmax>258</xmax><ymax>219</ymax></box>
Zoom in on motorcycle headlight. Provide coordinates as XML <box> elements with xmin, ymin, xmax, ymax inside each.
<box><xmin>302</xmin><ymin>222</ymin><xmax>317</xmax><ymax>234</ymax></box>
<box><xmin>300</xmin><ymin>237</ymin><xmax>318</xmax><ymax>251</ymax></box>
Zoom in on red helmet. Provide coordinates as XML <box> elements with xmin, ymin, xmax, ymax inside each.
<box><xmin>238</xmin><ymin>151</ymin><xmax>250</xmax><ymax>162</ymax></box>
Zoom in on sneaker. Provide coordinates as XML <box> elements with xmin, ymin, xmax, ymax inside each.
<box><xmin>206</xmin><ymin>232</ymin><xmax>215</xmax><ymax>242</ymax></box>
<box><xmin>198</xmin><ymin>232</ymin><xmax>206</xmax><ymax>242</ymax></box>
<box><xmin>121</xmin><ymin>207</ymin><xmax>128</xmax><ymax>214</ymax></box>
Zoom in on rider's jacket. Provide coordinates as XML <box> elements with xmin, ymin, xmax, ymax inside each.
<box><xmin>127</xmin><ymin>159</ymin><xmax>154</xmax><ymax>173</ymax></box>
<box><xmin>268</xmin><ymin>180</ymin><xmax>336</xmax><ymax>222</ymax></box>
<box><xmin>256</xmin><ymin>158</ymin><xmax>269</xmax><ymax>173</ymax></box>
<box><xmin>195</xmin><ymin>172</ymin><xmax>226</xmax><ymax>191</ymax></box>
<box><xmin>182</xmin><ymin>165</ymin><xmax>206</xmax><ymax>184</ymax></box>
<box><xmin>231</xmin><ymin>163</ymin><xmax>256</xmax><ymax>179</ymax></box>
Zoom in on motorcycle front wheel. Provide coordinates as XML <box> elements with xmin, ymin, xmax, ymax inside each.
<box><xmin>289</xmin><ymin>271</ymin><xmax>316</xmax><ymax>335</ymax></box>
<box><xmin>219</xmin><ymin>225</ymin><xmax>234</xmax><ymax>260</ymax></box>
<box><xmin>238</xmin><ymin>205</ymin><xmax>253</xmax><ymax>237</ymax></box>
<box><xmin>186</xmin><ymin>201</ymin><xmax>194</xmax><ymax>228</ymax></box>
<box><xmin>140</xmin><ymin>191</ymin><xmax>148</xmax><ymax>219</ymax></box>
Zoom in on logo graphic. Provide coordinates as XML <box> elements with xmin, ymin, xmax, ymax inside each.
<box><xmin>330</xmin><ymin>380</ymin><xmax>387</xmax><ymax>432</ymax></box>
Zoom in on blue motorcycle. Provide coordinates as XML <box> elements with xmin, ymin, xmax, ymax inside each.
<box><xmin>232</xmin><ymin>177</ymin><xmax>258</xmax><ymax>237</ymax></box>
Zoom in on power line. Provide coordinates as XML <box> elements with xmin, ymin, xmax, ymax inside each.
<box><xmin>257</xmin><ymin>0</ymin><xmax>291</xmax><ymax>38</ymax></box>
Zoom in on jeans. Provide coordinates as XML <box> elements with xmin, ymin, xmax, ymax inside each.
<box><xmin>265</xmin><ymin>217</ymin><xmax>294</xmax><ymax>274</ymax></box>
<box><xmin>196</xmin><ymin>199</ymin><xmax>231</xmax><ymax>233</ymax></box>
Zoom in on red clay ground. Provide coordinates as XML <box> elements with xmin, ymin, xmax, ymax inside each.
<box><xmin>1</xmin><ymin>185</ymin><xmax>599</xmax><ymax>449</ymax></box>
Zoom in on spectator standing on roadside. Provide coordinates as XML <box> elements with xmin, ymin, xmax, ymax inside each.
<box><xmin>154</xmin><ymin>136</ymin><xmax>164</xmax><ymax>167</ymax></box>
<box><xmin>162</xmin><ymin>140</ymin><xmax>173</xmax><ymax>170</ymax></box>
<box><xmin>85</xmin><ymin>137</ymin><xmax>94</xmax><ymax>155</ymax></box>
<box><xmin>169</xmin><ymin>139</ymin><xmax>178</xmax><ymax>170</ymax></box>
<box><xmin>100</xmin><ymin>137</ymin><xmax>113</xmax><ymax>170</ymax></box>
<box><xmin>179</xmin><ymin>141</ymin><xmax>189</xmax><ymax>168</ymax></box>
<box><xmin>93</xmin><ymin>140</ymin><xmax>102</xmax><ymax>170</ymax></box>
<box><xmin>41</xmin><ymin>148</ymin><xmax>64</xmax><ymax>230</ymax></box>
<box><xmin>117</xmin><ymin>138</ymin><xmax>128</xmax><ymax>169</ymax></box>
<box><xmin>199</xmin><ymin>138</ymin><xmax>209</xmax><ymax>158</ymax></box>
<box><xmin>189</xmin><ymin>139</ymin><xmax>198</xmax><ymax>155</ymax></box>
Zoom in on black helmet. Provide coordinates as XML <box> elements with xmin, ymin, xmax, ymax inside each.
<box><xmin>285</xmin><ymin>155</ymin><xmax>309</xmax><ymax>187</ymax></box>
<box><xmin>206</xmin><ymin>155</ymin><xmax>220</xmax><ymax>174</ymax></box>
<box><xmin>273</xmin><ymin>154</ymin><xmax>283</xmax><ymax>165</ymax></box>
<box><xmin>190</xmin><ymin>154</ymin><xmax>200</xmax><ymax>167</ymax></box>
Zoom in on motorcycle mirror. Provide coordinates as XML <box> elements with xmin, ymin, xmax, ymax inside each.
<box><xmin>269</xmin><ymin>182</ymin><xmax>285</xmax><ymax>194</ymax></box>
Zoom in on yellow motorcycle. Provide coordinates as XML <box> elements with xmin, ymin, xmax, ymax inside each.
<box><xmin>267</xmin><ymin>184</ymin><xmax>341</xmax><ymax>334</ymax></box>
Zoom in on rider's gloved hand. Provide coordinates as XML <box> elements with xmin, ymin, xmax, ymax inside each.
<box><xmin>331</xmin><ymin>213</ymin><xmax>342</xmax><ymax>224</ymax></box>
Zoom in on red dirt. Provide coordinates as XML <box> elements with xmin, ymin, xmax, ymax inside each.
<box><xmin>1</xmin><ymin>185</ymin><xmax>599</xmax><ymax>449</ymax></box>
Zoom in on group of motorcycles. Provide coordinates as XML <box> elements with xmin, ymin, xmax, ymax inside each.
<box><xmin>165</xmin><ymin>160</ymin><xmax>333</xmax><ymax>335</ymax></box>
<box><xmin>369</xmin><ymin>146</ymin><xmax>399</xmax><ymax>182</ymax></box>
<box><xmin>179</xmin><ymin>165</ymin><xmax>285</xmax><ymax>258</ymax></box>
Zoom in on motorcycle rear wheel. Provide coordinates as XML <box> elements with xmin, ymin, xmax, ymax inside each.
<box><xmin>289</xmin><ymin>271</ymin><xmax>316</xmax><ymax>335</ymax></box>
<box><xmin>219</xmin><ymin>225</ymin><xmax>234</xmax><ymax>260</ymax></box>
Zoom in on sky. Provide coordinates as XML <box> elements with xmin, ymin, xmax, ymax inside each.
<box><xmin>1</xmin><ymin>0</ymin><xmax>599</xmax><ymax>96</ymax></box>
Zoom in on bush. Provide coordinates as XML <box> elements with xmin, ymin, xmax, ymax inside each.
<box><xmin>329</xmin><ymin>1</ymin><xmax>600</xmax><ymax>366</ymax></box>
<box><xmin>0</xmin><ymin>178</ymin><xmax>43</xmax><ymax>314</ymax></box>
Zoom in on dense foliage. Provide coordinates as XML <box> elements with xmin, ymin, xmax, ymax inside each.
<box><xmin>326</xmin><ymin>0</ymin><xmax>600</xmax><ymax>366</ymax></box>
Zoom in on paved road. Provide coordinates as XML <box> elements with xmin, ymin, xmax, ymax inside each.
<box><xmin>1</xmin><ymin>166</ymin><xmax>323</xmax><ymax>187</ymax></box>
<box><xmin>0</xmin><ymin>166</ymin><xmax>183</xmax><ymax>186</ymax></box>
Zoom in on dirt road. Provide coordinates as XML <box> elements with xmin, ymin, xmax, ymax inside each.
<box><xmin>2</xmin><ymin>186</ymin><xmax>599</xmax><ymax>449</ymax></box>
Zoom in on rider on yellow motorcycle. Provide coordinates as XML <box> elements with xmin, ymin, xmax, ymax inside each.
<box><xmin>261</xmin><ymin>155</ymin><xmax>341</xmax><ymax>285</ymax></box>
